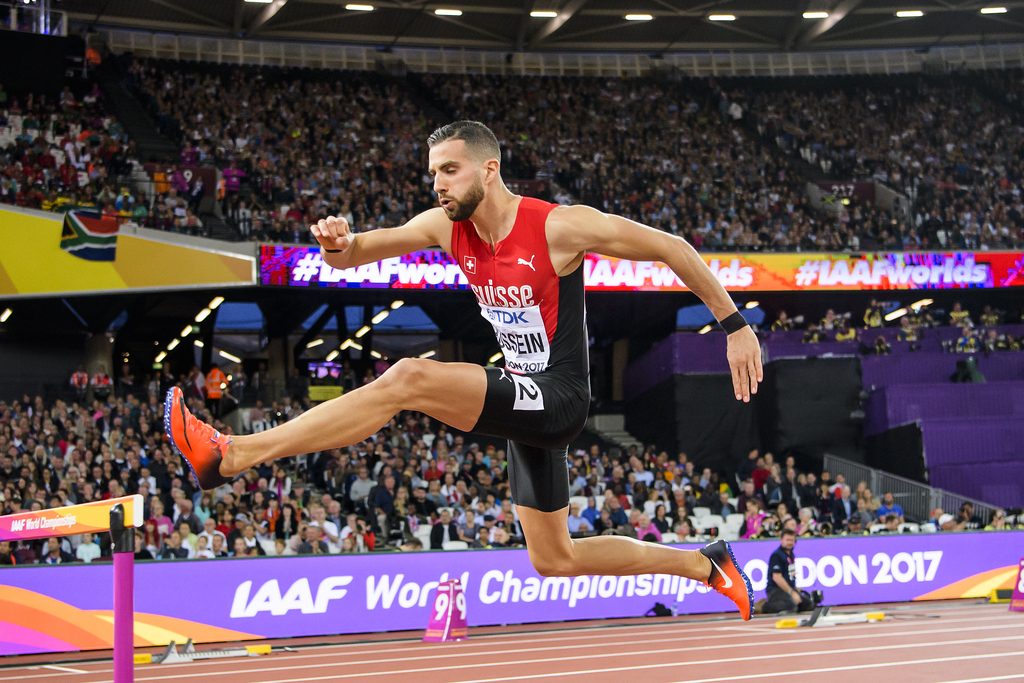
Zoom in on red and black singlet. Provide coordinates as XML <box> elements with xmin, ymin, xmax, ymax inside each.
<box><xmin>450</xmin><ymin>197</ymin><xmax>588</xmax><ymax>381</ymax></box>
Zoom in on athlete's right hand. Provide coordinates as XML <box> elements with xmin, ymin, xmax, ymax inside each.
<box><xmin>310</xmin><ymin>216</ymin><xmax>353</xmax><ymax>254</ymax></box>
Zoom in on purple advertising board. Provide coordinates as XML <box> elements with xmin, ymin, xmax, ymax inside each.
<box><xmin>1</xmin><ymin>531</ymin><xmax>1021</xmax><ymax>656</ymax></box>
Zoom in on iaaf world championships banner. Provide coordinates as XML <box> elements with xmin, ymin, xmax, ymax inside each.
<box><xmin>260</xmin><ymin>245</ymin><xmax>1024</xmax><ymax>292</ymax></box>
<box><xmin>1</xmin><ymin>532</ymin><xmax>1020</xmax><ymax>656</ymax></box>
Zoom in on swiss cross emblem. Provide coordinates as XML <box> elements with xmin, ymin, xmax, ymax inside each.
<box><xmin>464</xmin><ymin>256</ymin><xmax>476</xmax><ymax>274</ymax></box>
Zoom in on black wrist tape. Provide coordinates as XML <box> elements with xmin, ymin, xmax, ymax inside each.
<box><xmin>720</xmin><ymin>311</ymin><xmax>749</xmax><ymax>335</ymax></box>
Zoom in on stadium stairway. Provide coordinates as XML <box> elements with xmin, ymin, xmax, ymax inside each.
<box><xmin>586</xmin><ymin>414</ymin><xmax>644</xmax><ymax>453</ymax></box>
<box><xmin>96</xmin><ymin>61</ymin><xmax>180</xmax><ymax>164</ymax></box>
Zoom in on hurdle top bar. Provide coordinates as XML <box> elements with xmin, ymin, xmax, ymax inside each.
<box><xmin>0</xmin><ymin>494</ymin><xmax>143</xmax><ymax>542</ymax></box>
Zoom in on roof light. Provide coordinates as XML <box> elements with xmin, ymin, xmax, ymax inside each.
<box><xmin>896</xmin><ymin>10</ymin><xmax>923</xmax><ymax>17</ymax></box>
<box><xmin>489</xmin><ymin>352</ymin><xmax>503</xmax><ymax>363</ymax></box>
<box><xmin>306</xmin><ymin>338</ymin><xmax>324</xmax><ymax>348</ymax></box>
<box><xmin>208</xmin><ymin>296</ymin><xmax>224</xmax><ymax>309</ymax></box>
<box><xmin>355</xmin><ymin>325</ymin><xmax>371</xmax><ymax>338</ymax></box>
<box><xmin>219</xmin><ymin>350</ymin><xmax>241</xmax><ymax>363</ymax></box>
<box><xmin>625</xmin><ymin>14</ymin><xmax>653</xmax><ymax>21</ymax></box>
<box><xmin>326</xmin><ymin>350</ymin><xmax>339</xmax><ymax>361</ymax></box>
<box><xmin>0</xmin><ymin>308</ymin><xmax>10</xmax><ymax>322</ymax></box>
<box><xmin>194</xmin><ymin>340</ymin><xmax>204</xmax><ymax>348</ymax></box>
<box><xmin>155</xmin><ymin>351</ymin><xmax>167</xmax><ymax>362</ymax></box>
<box><xmin>980</xmin><ymin>7</ymin><xmax>1007</xmax><ymax>14</ymax></box>
<box><xmin>372</xmin><ymin>310</ymin><xmax>389</xmax><ymax>324</ymax></box>
<box><xmin>370</xmin><ymin>350</ymin><xmax>382</xmax><ymax>359</ymax></box>
<box><xmin>419</xmin><ymin>350</ymin><xmax>437</xmax><ymax>359</ymax></box>
<box><xmin>349</xmin><ymin>341</ymin><xmax>363</xmax><ymax>351</ymax></box>
<box><xmin>195</xmin><ymin>308</ymin><xmax>211</xmax><ymax>322</ymax></box>
<box><xmin>340</xmin><ymin>339</ymin><xmax>353</xmax><ymax>350</ymax></box>
<box><xmin>885</xmin><ymin>308</ymin><xmax>908</xmax><ymax>321</ymax></box>
<box><xmin>167</xmin><ymin>339</ymin><xmax>180</xmax><ymax>350</ymax></box>
<box><xmin>803</xmin><ymin>11</ymin><xmax>829</xmax><ymax>19</ymax></box>
<box><xmin>181</xmin><ymin>325</ymin><xmax>193</xmax><ymax>337</ymax></box>
<box><xmin>698</xmin><ymin>324</ymin><xmax>713</xmax><ymax>334</ymax></box>
<box><xmin>745</xmin><ymin>301</ymin><xmax>759</xmax><ymax>309</ymax></box>
<box><xmin>435</xmin><ymin>9</ymin><xmax>462</xmax><ymax>16</ymax></box>
<box><xmin>708</xmin><ymin>14</ymin><xmax>735</xmax><ymax>21</ymax></box>
<box><xmin>530</xmin><ymin>11</ymin><xmax>557</xmax><ymax>18</ymax></box>
<box><xmin>390</xmin><ymin>300</ymin><xmax>404</xmax><ymax>310</ymax></box>
<box><xmin>911</xmin><ymin>299</ymin><xmax>934</xmax><ymax>311</ymax></box>
<box><xmin>345</xmin><ymin>4</ymin><xmax>374</xmax><ymax>10</ymax></box>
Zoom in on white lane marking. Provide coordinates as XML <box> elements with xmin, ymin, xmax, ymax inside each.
<box><xmin>13</xmin><ymin>612</ymin><xmax>1021</xmax><ymax>680</ymax></box>
<box><xmin>935</xmin><ymin>677</ymin><xmax>1024</xmax><ymax>683</ymax></box>
<box><xmin>32</xmin><ymin>666</ymin><xmax>87</xmax><ymax>673</ymax></box>
<box><xmin>458</xmin><ymin>651</ymin><xmax>1024</xmax><ymax>683</ymax></box>
<box><xmin>107</xmin><ymin>633</ymin><xmax>1024</xmax><ymax>683</ymax></box>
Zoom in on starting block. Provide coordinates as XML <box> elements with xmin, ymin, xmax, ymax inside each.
<box><xmin>135</xmin><ymin>639</ymin><xmax>272</xmax><ymax>665</ymax></box>
<box><xmin>776</xmin><ymin>606</ymin><xmax>885</xmax><ymax>629</ymax></box>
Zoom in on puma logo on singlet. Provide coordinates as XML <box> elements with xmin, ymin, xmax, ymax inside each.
<box><xmin>517</xmin><ymin>255</ymin><xmax>536</xmax><ymax>272</ymax></box>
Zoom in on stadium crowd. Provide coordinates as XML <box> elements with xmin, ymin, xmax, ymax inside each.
<box><xmin>3</xmin><ymin>63</ymin><xmax>1024</xmax><ymax>252</ymax></box>
<box><xmin>747</xmin><ymin>76</ymin><xmax>1024</xmax><ymax>251</ymax></box>
<box><xmin>765</xmin><ymin>300</ymin><xmax>1023</xmax><ymax>351</ymax></box>
<box><xmin>0</xmin><ymin>84</ymin><xmax>140</xmax><ymax>217</ymax></box>
<box><xmin>0</xmin><ymin>372</ymin><xmax>1015</xmax><ymax>566</ymax></box>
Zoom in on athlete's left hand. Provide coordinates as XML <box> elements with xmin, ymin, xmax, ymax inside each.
<box><xmin>727</xmin><ymin>326</ymin><xmax>763</xmax><ymax>402</ymax></box>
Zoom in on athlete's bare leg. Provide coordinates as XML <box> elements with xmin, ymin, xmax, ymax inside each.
<box><xmin>515</xmin><ymin>504</ymin><xmax>712</xmax><ymax>580</ymax></box>
<box><xmin>219</xmin><ymin>359</ymin><xmax>487</xmax><ymax>477</ymax></box>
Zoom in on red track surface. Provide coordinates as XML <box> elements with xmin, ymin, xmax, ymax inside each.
<box><xmin>5</xmin><ymin>601</ymin><xmax>1023</xmax><ymax>683</ymax></box>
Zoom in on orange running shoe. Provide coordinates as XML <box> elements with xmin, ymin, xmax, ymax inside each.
<box><xmin>701</xmin><ymin>539</ymin><xmax>754</xmax><ymax>620</ymax></box>
<box><xmin>165</xmin><ymin>387</ymin><xmax>232</xmax><ymax>490</ymax></box>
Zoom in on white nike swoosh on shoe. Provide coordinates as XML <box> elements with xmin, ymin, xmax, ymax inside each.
<box><xmin>709</xmin><ymin>556</ymin><xmax>733</xmax><ymax>589</ymax></box>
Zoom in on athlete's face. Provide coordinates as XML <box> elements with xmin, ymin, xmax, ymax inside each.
<box><xmin>428</xmin><ymin>140</ymin><xmax>487</xmax><ymax>222</ymax></box>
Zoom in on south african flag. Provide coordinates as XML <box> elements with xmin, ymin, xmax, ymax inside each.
<box><xmin>61</xmin><ymin>210</ymin><xmax>120</xmax><ymax>261</ymax></box>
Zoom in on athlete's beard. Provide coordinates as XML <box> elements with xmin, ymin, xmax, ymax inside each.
<box><xmin>442</xmin><ymin>177</ymin><xmax>485</xmax><ymax>222</ymax></box>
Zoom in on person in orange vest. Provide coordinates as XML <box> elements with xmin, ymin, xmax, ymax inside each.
<box><xmin>90</xmin><ymin>364</ymin><xmax>112</xmax><ymax>402</ymax></box>
<box><xmin>70</xmin><ymin>364</ymin><xmax>89</xmax><ymax>403</ymax></box>
<box><xmin>206</xmin><ymin>364</ymin><xmax>227</xmax><ymax>418</ymax></box>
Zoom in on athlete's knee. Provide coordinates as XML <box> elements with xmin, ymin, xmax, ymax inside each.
<box><xmin>528</xmin><ymin>543</ymin><xmax>578</xmax><ymax>577</ymax></box>
<box><xmin>377</xmin><ymin>358</ymin><xmax>431</xmax><ymax>394</ymax></box>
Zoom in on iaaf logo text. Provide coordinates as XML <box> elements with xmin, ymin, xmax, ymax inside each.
<box><xmin>230</xmin><ymin>572</ymin><xmax>468</xmax><ymax>617</ymax></box>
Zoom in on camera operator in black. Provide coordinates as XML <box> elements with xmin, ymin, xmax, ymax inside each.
<box><xmin>764</xmin><ymin>529</ymin><xmax>815</xmax><ymax>613</ymax></box>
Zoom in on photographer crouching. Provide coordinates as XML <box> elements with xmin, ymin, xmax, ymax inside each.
<box><xmin>759</xmin><ymin>528</ymin><xmax>815</xmax><ymax>614</ymax></box>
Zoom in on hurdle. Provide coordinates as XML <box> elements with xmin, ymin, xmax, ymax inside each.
<box><xmin>0</xmin><ymin>494</ymin><xmax>142</xmax><ymax>682</ymax></box>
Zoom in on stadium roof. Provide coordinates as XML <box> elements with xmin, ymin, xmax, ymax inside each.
<box><xmin>59</xmin><ymin>0</ymin><xmax>1024</xmax><ymax>52</ymax></box>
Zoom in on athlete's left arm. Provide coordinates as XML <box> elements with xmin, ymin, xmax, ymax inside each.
<box><xmin>548</xmin><ymin>204</ymin><xmax>763</xmax><ymax>402</ymax></box>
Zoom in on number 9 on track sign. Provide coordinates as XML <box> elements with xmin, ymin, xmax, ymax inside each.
<box><xmin>424</xmin><ymin>579</ymin><xmax>468</xmax><ymax>642</ymax></box>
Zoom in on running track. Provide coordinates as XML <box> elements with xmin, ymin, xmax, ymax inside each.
<box><xmin>6</xmin><ymin>601</ymin><xmax>1024</xmax><ymax>683</ymax></box>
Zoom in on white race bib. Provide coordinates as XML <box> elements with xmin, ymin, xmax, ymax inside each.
<box><xmin>480</xmin><ymin>304</ymin><xmax>550</xmax><ymax>375</ymax></box>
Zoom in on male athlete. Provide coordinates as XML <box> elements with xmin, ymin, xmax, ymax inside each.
<box><xmin>168</xmin><ymin>120</ymin><xmax>760</xmax><ymax>619</ymax></box>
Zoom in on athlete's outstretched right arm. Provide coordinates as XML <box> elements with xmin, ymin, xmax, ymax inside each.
<box><xmin>310</xmin><ymin>208</ymin><xmax>453</xmax><ymax>270</ymax></box>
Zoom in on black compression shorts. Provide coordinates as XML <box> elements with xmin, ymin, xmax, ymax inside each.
<box><xmin>471</xmin><ymin>367</ymin><xmax>590</xmax><ymax>513</ymax></box>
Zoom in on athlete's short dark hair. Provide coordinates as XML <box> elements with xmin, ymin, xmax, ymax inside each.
<box><xmin>427</xmin><ymin>120</ymin><xmax>500</xmax><ymax>162</ymax></box>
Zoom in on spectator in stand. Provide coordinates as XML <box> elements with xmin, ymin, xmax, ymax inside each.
<box><xmin>158</xmin><ymin>530</ymin><xmax>188</xmax><ymax>559</ymax></box>
<box><xmin>430</xmin><ymin>508</ymin><xmax>459</xmax><ymax>549</ymax></box>
<box><xmin>741</xmin><ymin>499</ymin><xmax>767</xmax><ymax>540</ymax></box>
<box><xmin>566</xmin><ymin>502</ymin><xmax>592</xmax><ymax>534</ymax></box>
<box><xmin>863</xmin><ymin>300</ymin><xmax>884</xmax><ymax>328</ymax></box>
<box><xmin>772</xmin><ymin>311</ymin><xmax>794</xmax><ymax>331</ymax></box>
<box><xmin>90</xmin><ymin>365</ymin><xmax>112</xmax><ymax>402</ymax></box>
<box><xmin>876</xmin><ymin>492</ymin><xmax>904</xmax><ymax>523</ymax></box>
<box><xmin>853</xmin><ymin>497</ymin><xmax>875</xmax><ymax>528</ymax></box>
<box><xmin>634</xmin><ymin>513</ymin><xmax>662</xmax><ymax>543</ymax></box>
<box><xmin>956</xmin><ymin>327</ymin><xmax>978</xmax><ymax>353</ymax></box>
<box><xmin>297</xmin><ymin>522</ymin><xmax>329</xmax><ymax>554</ymax></box>
<box><xmin>949</xmin><ymin>303</ymin><xmax>972</xmax><ymax>328</ymax></box>
<box><xmin>883</xmin><ymin>514</ymin><xmax>900</xmax><ymax>532</ymax></box>
<box><xmin>958</xmin><ymin>503</ymin><xmax>983</xmax><ymax>530</ymax></box>
<box><xmin>70</xmin><ymin>365</ymin><xmax>89</xmax><ymax>402</ymax></box>
<box><xmin>40</xmin><ymin>537</ymin><xmax>75</xmax><ymax>564</ymax></box>
<box><xmin>831</xmin><ymin>485</ymin><xmax>853</xmax><ymax>529</ymax></box>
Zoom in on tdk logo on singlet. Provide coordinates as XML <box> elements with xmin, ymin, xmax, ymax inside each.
<box><xmin>487</xmin><ymin>310</ymin><xmax>529</xmax><ymax>325</ymax></box>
